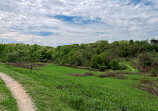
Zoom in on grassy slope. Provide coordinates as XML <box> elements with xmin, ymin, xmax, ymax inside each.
<box><xmin>0</xmin><ymin>63</ymin><xmax>157</xmax><ymax>111</ymax></box>
<box><xmin>120</xmin><ymin>61</ymin><xmax>138</xmax><ymax>73</ymax></box>
<box><xmin>0</xmin><ymin>78</ymin><xmax>18</xmax><ymax>111</ymax></box>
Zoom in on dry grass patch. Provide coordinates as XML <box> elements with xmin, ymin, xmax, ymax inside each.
<box><xmin>71</xmin><ymin>72</ymin><xmax>94</xmax><ymax>77</ymax></box>
<box><xmin>139</xmin><ymin>77</ymin><xmax>158</xmax><ymax>96</ymax></box>
<box><xmin>84</xmin><ymin>72</ymin><xmax>94</xmax><ymax>76</ymax></box>
<box><xmin>98</xmin><ymin>72</ymin><xmax>128</xmax><ymax>79</ymax></box>
<box><xmin>8</xmin><ymin>63</ymin><xmax>45</xmax><ymax>70</ymax></box>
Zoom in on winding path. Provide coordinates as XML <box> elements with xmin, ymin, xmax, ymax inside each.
<box><xmin>0</xmin><ymin>72</ymin><xmax>36</xmax><ymax>111</ymax></box>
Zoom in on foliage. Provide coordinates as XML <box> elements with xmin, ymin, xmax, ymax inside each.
<box><xmin>110</xmin><ymin>60</ymin><xmax>120</xmax><ymax>71</ymax></box>
<box><xmin>0</xmin><ymin>40</ymin><xmax>158</xmax><ymax>71</ymax></box>
<box><xmin>139</xmin><ymin>53</ymin><xmax>152</xmax><ymax>68</ymax></box>
<box><xmin>98</xmin><ymin>63</ymin><xmax>108</xmax><ymax>71</ymax></box>
<box><xmin>91</xmin><ymin>55</ymin><xmax>103</xmax><ymax>68</ymax></box>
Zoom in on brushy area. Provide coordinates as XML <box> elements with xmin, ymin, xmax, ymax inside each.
<box><xmin>0</xmin><ymin>63</ymin><xmax>158</xmax><ymax>111</ymax></box>
<box><xmin>138</xmin><ymin>77</ymin><xmax>158</xmax><ymax>96</ymax></box>
<box><xmin>8</xmin><ymin>63</ymin><xmax>45</xmax><ymax>70</ymax></box>
<box><xmin>98</xmin><ymin>72</ymin><xmax>128</xmax><ymax>79</ymax></box>
<box><xmin>0</xmin><ymin>78</ymin><xmax>18</xmax><ymax>111</ymax></box>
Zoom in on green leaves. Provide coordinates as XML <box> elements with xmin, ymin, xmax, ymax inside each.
<box><xmin>110</xmin><ymin>60</ymin><xmax>120</xmax><ymax>71</ymax></box>
<box><xmin>91</xmin><ymin>55</ymin><xmax>103</xmax><ymax>68</ymax></box>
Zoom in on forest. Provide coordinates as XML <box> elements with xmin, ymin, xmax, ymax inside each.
<box><xmin>0</xmin><ymin>39</ymin><xmax>158</xmax><ymax>75</ymax></box>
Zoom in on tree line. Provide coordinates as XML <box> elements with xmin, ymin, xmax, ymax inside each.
<box><xmin>0</xmin><ymin>40</ymin><xmax>158</xmax><ymax>71</ymax></box>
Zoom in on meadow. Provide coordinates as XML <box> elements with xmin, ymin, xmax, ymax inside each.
<box><xmin>0</xmin><ymin>63</ymin><xmax>157</xmax><ymax>111</ymax></box>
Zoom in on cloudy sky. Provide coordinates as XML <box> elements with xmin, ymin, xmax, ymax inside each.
<box><xmin>0</xmin><ymin>0</ymin><xmax>158</xmax><ymax>46</ymax></box>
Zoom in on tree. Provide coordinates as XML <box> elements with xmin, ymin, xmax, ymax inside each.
<box><xmin>129</xmin><ymin>40</ymin><xmax>134</xmax><ymax>45</ymax></box>
<box><xmin>68</xmin><ymin>50</ymin><xmax>83</xmax><ymax>66</ymax></box>
<box><xmin>139</xmin><ymin>53</ymin><xmax>152</xmax><ymax>68</ymax></box>
<box><xmin>118</xmin><ymin>43</ymin><xmax>130</xmax><ymax>57</ymax></box>
<box><xmin>29</xmin><ymin>44</ymin><xmax>40</xmax><ymax>71</ymax></box>
<box><xmin>110</xmin><ymin>60</ymin><xmax>120</xmax><ymax>71</ymax></box>
<box><xmin>100</xmin><ymin>51</ymin><xmax>115</xmax><ymax>68</ymax></box>
<box><xmin>91</xmin><ymin>55</ymin><xmax>103</xmax><ymax>68</ymax></box>
<box><xmin>7</xmin><ymin>51</ymin><xmax>19</xmax><ymax>63</ymax></box>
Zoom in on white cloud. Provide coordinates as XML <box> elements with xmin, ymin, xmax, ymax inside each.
<box><xmin>0</xmin><ymin>0</ymin><xmax>158</xmax><ymax>46</ymax></box>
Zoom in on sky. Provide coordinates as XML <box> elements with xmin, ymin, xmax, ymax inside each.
<box><xmin>0</xmin><ymin>0</ymin><xmax>158</xmax><ymax>46</ymax></box>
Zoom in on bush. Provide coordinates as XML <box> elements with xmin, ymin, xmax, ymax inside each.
<box><xmin>139</xmin><ymin>53</ymin><xmax>152</xmax><ymax>68</ymax></box>
<box><xmin>144</xmin><ymin>60</ymin><xmax>152</xmax><ymax>66</ymax></box>
<box><xmin>98</xmin><ymin>63</ymin><xmax>108</xmax><ymax>71</ymax></box>
<box><xmin>91</xmin><ymin>55</ymin><xmax>103</xmax><ymax>68</ymax></box>
<box><xmin>110</xmin><ymin>60</ymin><xmax>120</xmax><ymax>71</ymax></box>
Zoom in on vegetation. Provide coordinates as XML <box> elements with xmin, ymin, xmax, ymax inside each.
<box><xmin>0</xmin><ymin>78</ymin><xmax>18</xmax><ymax>111</ymax></box>
<box><xmin>0</xmin><ymin>40</ymin><xmax>158</xmax><ymax>73</ymax></box>
<box><xmin>110</xmin><ymin>60</ymin><xmax>120</xmax><ymax>71</ymax></box>
<box><xmin>0</xmin><ymin>39</ymin><xmax>158</xmax><ymax>110</ymax></box>
<box><xmin>0</xmin><ymin>63</ymin><xmax>158</xmax><ymax>111</ymax></box>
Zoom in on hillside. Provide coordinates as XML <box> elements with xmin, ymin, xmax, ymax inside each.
<box><xmin>0</xmin><ymin>40</ymin><xmax>158</xmax><ymax>111</ymax></box>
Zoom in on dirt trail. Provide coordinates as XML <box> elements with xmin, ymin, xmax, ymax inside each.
<box><xmin>126</xmin><ymin>64</ymin><xmax>135</xmax><ymax>71</ymax></box>
<box><xmin>0</xmin><ymin>72</ymin><xmax>36</xmax><ymax>111</ymax></box>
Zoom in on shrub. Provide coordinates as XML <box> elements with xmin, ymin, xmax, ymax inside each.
<box><xmin>99</xmin><ymin>65</ymin><xmax>108</xmax><ymax>71</ymax></box>
<box><xmin>98</xmin><ymin>63</ymin><xmax>108</xmax><ymax>71</ymax></box>
<box><xmin>91</xmin><ymin>55</ymin><xmax>103</xmax><ymax>68</ymax></box>
<box><xmin>139</xmin><ymin>53</ymin><xmax>152</xmax><ymax>68</ymax></box>
<box><xmin>144</xmin><ymin>60</ymin><xmax>152</xmax><ymax>66</ymax></box>
<box><xmin>110</xmin><ymin>60</ymin><xmax>120</xmax><ymax>71</ymax></box>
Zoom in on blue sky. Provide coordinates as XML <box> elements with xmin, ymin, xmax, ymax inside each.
<box><xmin>0</xmin><ymin>0</ymin><xmax>158</xmax><ymax>46</ymax></box>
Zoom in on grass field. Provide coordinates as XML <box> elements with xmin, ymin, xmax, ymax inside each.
<box><xmin>0</xmin><ymin>63</ymin><xmax>157</xmax><ymax>111</ymax></box>
<box><xmin>0</xmin><ymin>78</ymin><xmax>18</xmax><ymax>111</ymax></box>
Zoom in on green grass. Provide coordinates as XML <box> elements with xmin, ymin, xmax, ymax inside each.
<box><xmin>120</xmin><ymin>61</ymin><xmax>138</xmax><ymax>73</ymax></box>
<box><xmin>0</xmin><ymin>63</ymin><xmax>158</xmax><ymax>111</ymax></box>
<box><xmin>0</xmin><ymin>78</ymin><xmax>18</xmax><ymax>111</ymax></box>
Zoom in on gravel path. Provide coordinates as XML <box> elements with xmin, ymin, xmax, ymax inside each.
<box><xmin>0</xmin><ymin>72</ymin><xmax>36</xmax><ymax>111</ymax></box>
